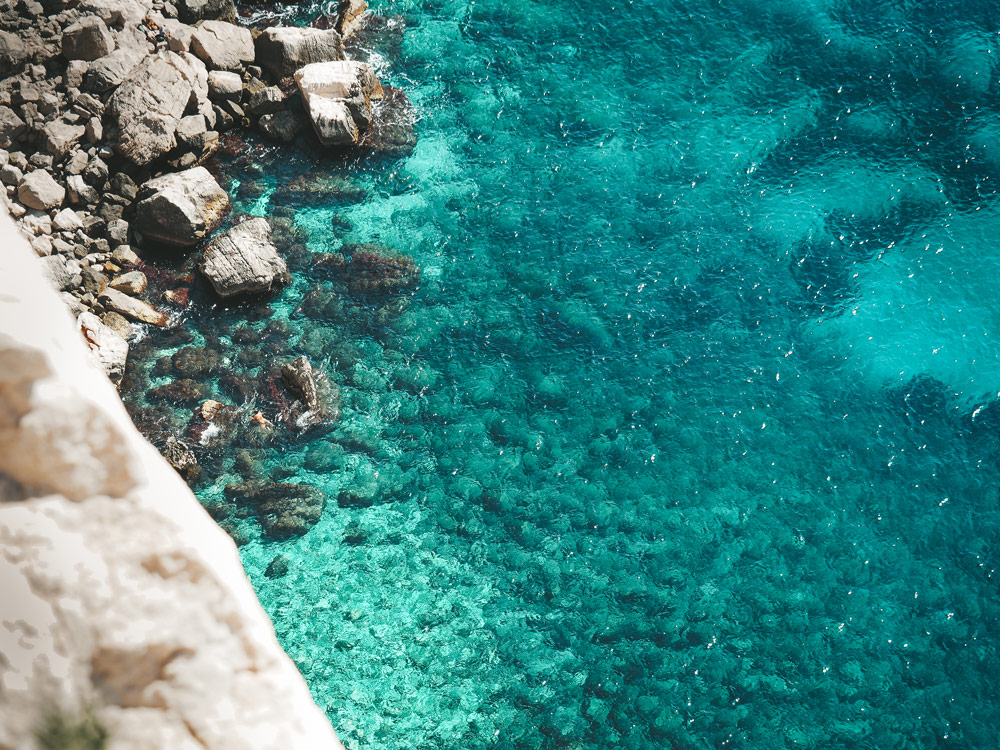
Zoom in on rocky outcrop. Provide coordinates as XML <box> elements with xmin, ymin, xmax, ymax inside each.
<box><xmin>295</xmin><ymin>60</ymin><xmax>384</xmax><ymax>146</ymax></box>
<box><xmin>198</xmin><ymin>217</ymin><xmax>288</xmax><ymax>298</ymax></box>
<box><xmin>107</xmin><ymin>51</ymin><xmax>211</xmax><ymax>165</ymax></box>
<box><xmin>133</xmin><ymin>166</ymin><xmax>230</xmax><ymax>247</ymax></box>
<box><xmin>190</xmin><ymin>20</ymin><xmax>254</xmax><ymax>71</ymax></box>
<box><xmin>0</xmin><ymin>212</ymin><xmax>344</xmax><ymax>749</ymax></box>
<box><xmin>255</xmin><ymin>27</ymin><xmax>345</xmax><ymax>79</ymax></box>
<box><xmin>281</xmin><ymin>355</ymin><xmax>321</xmax><ymax>412</ymax></box>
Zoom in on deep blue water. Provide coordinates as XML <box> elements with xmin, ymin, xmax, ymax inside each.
<box><xmin>125</xmin><ymin>0</ymin><xmax>1000</xmax><ymax>747</ymax></box>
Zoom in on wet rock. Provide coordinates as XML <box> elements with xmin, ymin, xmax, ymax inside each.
<box><xmin>98</xmin><ymin>287</ymin><xmax>169</xmax><ymax>326</ymax></box>
<box><xmin>343</xmin><ymin>244</ymin><xmax>419</xmax><ymax>294</ymax></box>
<box><xmin>264</xmin><ymin>554</ymin><xmax>290</xmax><ymax>579</ymax></box>
<box><xmin>149</xmin><ymin>378</ymin><xmax>210</xmax><ymax>406</ymax></box>
<box><xmin>109</xmin><ymin>270</ymin><xmax>147</xmax><ymax>295</ymax></box>
<box><xmin>219</xmin><ymin>371</ymin><xmax>257</xmax><ymax>403</ymax></box>
<box><xmin>257</xmin><ymin>110</ymin><xmax>305</xmax><ymax>143</ymax></box>
<box><xmin>358</xmin><ymin>85</ymin><xmax>417</xmax><ymax>154</ymax></box>
<box><xmin>172</xmin><ymin>345</ymin><xmax>221</xmax><ymax>376</ymax></box>
<box><xmin>133</xmin><ymin>166</ymin><xmax>230</xmax><ymax>247</ymax></box>
<box><xmin>270</xmin><ymin>172</ymin><xmax>365</xmax><ymax>207</ymax></box>
<box><xmin>255</xmin><ymin>27</ymin><xmax>345</xmax><ymax>80</ymax></box>
<box><xmin>281</xmin><ymin>355</ymin><xmax>320</xmax><ymax>412</ymax></box>
<box><xmin>163</xmin><ymin>435</ymin><xmax>200</xmax><ymax>479</ymax></box>
<box><xmin>62</xmin><ymin>16</ymin><xmax>115</xmax><ymax>61</ymax></box>
<box><xmin>294</xmin><ymin>60</ymin><xmax>382</xmax><ymax>147</ymax></box>
<box><xmin>199</xmin><ymin>217</ymin><xmax>288</xmax><ymax>298</ymax></box>
<box><xmin>309</xmin><ymin>252</ymin><xmax>346</xmax><ymax>279</ymax></box>
<box><xmin>17</xmin><ymin>170</ymin><xmax>64</xmax><ymax>210</ymax></box>
<box><xmin>107</xmin><ymin>51</ymin><xmax>211</xmax><ymax>165</ymax></box>
<box><xmin>78</xmin><ymin>311</ymin><xmax>128</xmax><ymax>384</ymax></box>
<box><xmin>188</xmin><ymin>398</ymin><xmax>240</xmax><ymax>448</ymax></box>
<box><xmin>225</xmin><ymin>481</ymin><xmax>325</xmax><ymax>539</ymax></box>
<box><xmin>190</xmin><ymin>20</ymin><xmax>254</xmax><ymax>71</ymax></box>
<box><xmin>164</xmin><ymin>288</ymin><xmax>189</xmax><ymax>306</ymax></box>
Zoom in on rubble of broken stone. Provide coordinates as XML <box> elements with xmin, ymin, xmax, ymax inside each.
<box><xmin>0</xmin><ymin>0</ymin><xmax>417</xmax><ymax>544</ymax></box>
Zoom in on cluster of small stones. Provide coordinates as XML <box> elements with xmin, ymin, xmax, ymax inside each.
<box><xmin>0</xmin><ymin>0</ymin><xmax>418</xmax><ymax>497</ymax></box>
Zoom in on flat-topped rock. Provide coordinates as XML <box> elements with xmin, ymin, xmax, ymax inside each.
<box><xmin>199</xmin><ymin>217</ymin><xmax>288</xmax><ymax>298</ymax></box>
<box><xmin>295</xmin><ymin>60</ymin><xmax>383</xmax><ymax>146</ymax></box>
<box><xmin>190</xmin><ymin>20</ymin><xmax>253</xmax><ymax>71</ymax></box>
<box><xmin>175</xmin><ymin>0</ymin><xmax>236</xmax><ymax>23</ymax></box>
<box><xmin>255</xmin><ymin>27</ymin><xmax>345</xmax><ymax>79</ymax></box>
<box><xmin>133</xmin><ymin>166</ymin><xmax>230</xmax><ymax>247</ymax></box>
<box><xmin>107</xmin><ymin>51</ymin><xmax>210</xmax><ymax>165</ymax></box>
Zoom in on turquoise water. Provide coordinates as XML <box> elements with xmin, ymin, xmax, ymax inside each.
<box><xmin>122</xmin><ymin>0</ymin><xmax>1000</xmax><ymax>747</ymax></box>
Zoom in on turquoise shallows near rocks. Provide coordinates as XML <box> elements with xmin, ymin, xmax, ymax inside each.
<box><xmin>122</xmin><ymin>0</ymin><xmax>1000</xmax><ymax>748</ymax></box>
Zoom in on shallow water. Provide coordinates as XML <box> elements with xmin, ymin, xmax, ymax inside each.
<box><xmin>126</xmin><ymin>0</ymin><xmax>1000</xmax><ymax>746</ymax></box>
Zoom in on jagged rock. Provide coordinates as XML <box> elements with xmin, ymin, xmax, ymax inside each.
<box><xmin>0</xmin><ymin>106</ymin><xmax>25</xmax><ymax>148</ymax></box>
<box><xmin>66</xmin><ymin>174</ymin><xmax>98</xmax><ymax>205</ymax></box>
<box><xmin>17</xmin><ymin>170</ymin><xmax>64</xmax><ymax>210</ymax></box>
<box><xmin>255</xmin><ymin>27</ymin><xmax>345</xmax><ymax>79</ymax></box>
<box><xmin>0</xmin><ymin>31</ymin><xmax>28</xmax><ymax>76</ymax></box>
<box><xmin>41</xmin><ymin>120</ymin><xmax>85</xmax><ymax>158</ymax></box>
<box><xmin>98</xmin><ymin>287</ymin><xmax>169</xmax><ymax>326</ymax></box>
<box><xmin>175</xmin><ymin>0</ymin><xmax>236</xmax><ymax>23</ymax></box>
<box><xmin>51</xmin><ymin>207</ymin><xmax>83</xmax><ymax>232</ymax></box>
<box><xmin>39</xmin><ymin>254</ymin><xmax>82</xmax><ymax>291</ymax></box>
<box><xmin>199</xmin><ymin>217</ymin><xmax>288</xmax><ymax>298</ymax></box>
<box><xmin>78</xmin><ymin>311</ymin><xmax>128</xmax><ymax>384</ymax></box>
<box><xmin>258</xmin><ymin>110</ymin><xmax>305</xmax><ymax>143</ymax></box>
<box><xmin>84</xmin><ymin>45</ymin><xmax>144</xmax><ymax>91</ymax></box>
<box><xmin>295</xmin><ymin>60</ymin><xmax>382</xmax><ymax>146</ymax></box>
<box><xmin>175</xmin><ymin>113</ymin><xmax>207</xmax><ymax>148</ymax></box>
<box><xmin>111</xmin><ymin>245</ymin><xmax>139</xmax><ymax>265</ymax></box>
<box><xmin>109</xmin><ymin>270</ymin><xmax>147</xmax><ymax>295</ymax></box>
<box><xmin>281</xmin><ymin>355</ymin><xmax>320</xmax><ymax>412</ymax></box>
<box><xmin>225</xmin><ymin>481</ymin><xmax>325</xmax><ymax>539</ymax></box>
<box><xmin>247</xmin><ymin>85</ymin><xmax>284</xmax><ymax>116</ymax></box>
<box><xmin>107</xmin><ymin>51</ymin><xmax>210</xmax><ymax>165</ymax></box>
<box><xmin>62</xmin><ymin>16</ymin><xmax>115</xmax><ymax>61</ymax></box>
<box><xmin>207</xmin><ymin>69</ymin><xmax>241</xmax><ymax>99</ymax></box>
<box><xmin>133</xmin><ymin>166</ymin><xmax>229</xmax><ymax>247</ymax></box>
<box><xmin>335</xmin><ymin>0</ymin><xmax>367</xmax><ymax>36</ymax></box>
<box><xmin>190</xmin><ymin>20</ymin><xmax>253</xmax><ymax>71</ymax></box>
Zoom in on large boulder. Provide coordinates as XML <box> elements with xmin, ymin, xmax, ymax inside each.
<box><xmin>190</xmin><ymin>20</ymin><xmax>253</xmax><ymax>71</ymax></box>
<box><xmin>133</xmin><ymin>166</ymin><xmax>230</xmax><ymax>247</ymax></box>
<box><xmin>255</xmin><ymin>27</ymin><xmax>344</xmax><ymax>79</ymax></box>
<box><xmin>198</xmin><ymin>217</ymin><xmax>288</xmax><ymax>298</ymax></box>
<box><xmin>294</xmin><ymin>60</ymin><xmax>383</xmax><ymax>146</ymax></box>
<box><xmin>78</xmin><ymin>311</ymin><xmax>128</xmax><ymax>385</ymax></box>
<box><xmin>61</xmin><ymin>16</ymin><xmax>115</xmax><ymax>61</ymax></box>
<box><xmin>107</xmin><ymin>51</ymin><xmax>210</xmax><ymax>165</ymax></box>
<box><xmin>17</xmin><ymin>170</ymin><xmax>64</xmax><ymax>210</ymax></box>
<box><xmin>84</xmin><ymin>45</ymin><xmax>144</xmax><ymax>91</ymax></box>
<box><xmin>175</xmin><ymin>0</ymin><xmax>236</xmax><ymax>23</ymax></box>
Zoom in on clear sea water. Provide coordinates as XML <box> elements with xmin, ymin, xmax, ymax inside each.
<box><xmin>125</xmin><ymin>0</ymin><xmax>1000</xmax><ymax>746</ymax></box>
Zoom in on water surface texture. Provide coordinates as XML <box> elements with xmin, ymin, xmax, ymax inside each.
<box><xmin>131</xmin><ymin>0</ymin><xmax>1000</xmax><ymax>747</ymax></box>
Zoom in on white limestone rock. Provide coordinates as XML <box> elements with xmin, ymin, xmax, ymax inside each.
<box><xmin>133</xmin><ymin>166</ymin><xmax>230</xmax><ymax>247</ymax></box>
<box><xmin>190</xmin><ymin>20</ymin><xmax>254</xmax><ymax>71</ymax></box>
<box><xmin>199</xmin><ymin>217</ymin><xmax>288</xmax><ymax>298</ymax></box>
<box><xmin>98</xmin><ymin>287</ymin><xmax>169</xmax><ymax>326</ymax></box>
<box><xmin>294</xmin><ymin>60</ymin><xmax>383</xmax><ymax>146</ymax></box>
<box><xmin>255</xmin><ymin>27</ymin><xmax>345</xmax><ymax>79</ymax></box>
<box><xmin>0</xmin><ymin>211</ymin><xmax>345</xmax><ymax>750</ymax></box>
<box><xmin>107</xmin><ymin>51</ymin><xmax>211</xmax><ymax>165</ymax></box>
<box><xmin>17</xmin><ymin>169</ymin><xmax>64</xmax><ymax>210</ymax></box>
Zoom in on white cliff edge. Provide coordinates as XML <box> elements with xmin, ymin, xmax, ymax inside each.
<box><xmin>0</xmin><ymin>209</ymin><xmax>343</xmax><ymax>748</ymax></box>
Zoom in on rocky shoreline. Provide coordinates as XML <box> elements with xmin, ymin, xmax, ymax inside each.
<box><xmin>0</xmin><ymin>0</ymin><xmax>417</xmax><ymax>505</ymax></box>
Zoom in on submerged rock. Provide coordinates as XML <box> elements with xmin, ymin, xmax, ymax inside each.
<box><xmin>255</xmin><ymin>27</ymin><xmax>345</xmax><ymax>79</ymax></box>
<box><xmin>225</xmin><ymin>481</ymin><xmax>325</xmax><ymax>539</ymax></box>
<box><xmin>163</xmin><ymin>435</ymin><xmax>200</xmax><ymax>480</ymax></box>
<box><xmin>199</xmin><ymin>217</ymin><xmax>288</xmax><ymax>298</ymax></box>
<box><xmin>148</xmin><ymin>378</ymin><xmax>210</xmax><ymax>405</ymax></box>
<box><xmin>343</xmin><ymin>243</ymin><xmax>419</xmax><ymax>294</ymax></box>
<box><xmin>133</xmin><ymin>166</ymin><xmax>230</xmax><ymax>247</ymax></box>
